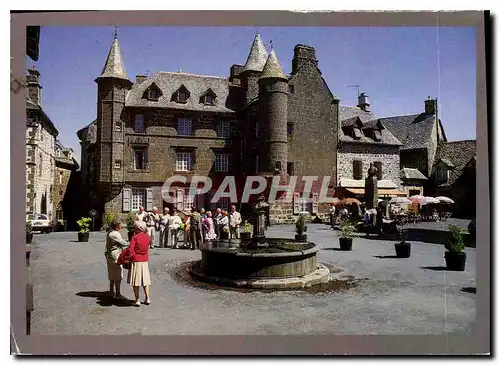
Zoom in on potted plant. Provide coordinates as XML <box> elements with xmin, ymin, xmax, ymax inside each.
<box><xmin>102</xmin><ymin>212</ymin><xmax>116</xmax><ymax>232</ymax></box>
<box><xmin>26</xmin><ymin>221</ymin><xmax>33</xmax><ymax>244</ymax></box>
<box><xmin>444</xmin><ymin>224</ymin><xmax>466</xmax><ymax>271</ymax></box>
<box><xmin>240</xmin><ymin>221</ymin><xmax>253</xmax><ymax>241</ymax></box>
<box><xmin>295</xmin><ymin>213</ymin><xmax>308</xmax><ymax>242</ymax></box>
<box><xmin>394</xmin><ymin>226</ymin><xmax>411</xmax><ymax>258</ymax></box>
<box><xmin>339</xmin><ymin>219</ymin><xmax>356</xmax><ymax>251</ymax></box>
<box><xmin>126</xmin><ymin>213</ymin><xmax>136</xmax><ymax>241</ymax></box>
<box><xmin>77</xmin><ymin>217</ymin><xmax>91</xmax><ymax>242</ymax></box>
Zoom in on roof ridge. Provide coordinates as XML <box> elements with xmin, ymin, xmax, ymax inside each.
<box><xmin>441</xmin><ymin>139</ymin><xmax>476</xmax><ymax>143</ymax></box>
<box><xmin>156</xmin><ymin>71</ymin><xmax>228</xmax><ymax>80</ymax></box>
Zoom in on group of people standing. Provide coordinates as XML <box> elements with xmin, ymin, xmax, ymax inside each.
<box><xmin>134</xmin><ymin>205</ymin><xmax>242</xmax><ymax>250</ymax></box>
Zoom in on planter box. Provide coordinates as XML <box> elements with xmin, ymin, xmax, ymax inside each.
<box><xmin>394</xmin><ymin>242</ymin><xmax>411</xmax><ymax>258</ymax></box>
<box><xmin>78</xmin><ymin>232</ymin><xmax>90</xmax><ymax>242</ymax></box>
<box><xmin>445</xmin><ymin>251</ymin><xmax>467</xmax><ymax>271</ymax></box>
<box><xmin>339</xmin><ymin>237</ymin><xmax>353</xmax><ymax>251</ymax></box>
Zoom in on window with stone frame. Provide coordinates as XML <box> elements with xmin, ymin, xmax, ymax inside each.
<box><xmin>177</xmin><ymin>118</ymin><xmax>192</xmax><ymax>136</ymax></box>
<box><xmin>287</xmin><ymin>162</ymin><xmax>294</xmax><ymax>175</ymax></box>
<box><xmin>134</xmin><ymin>148</ymin><xmax>147</xmax><ymax>170</ymax></box>
<box><xmin>373</xmin><ymin>129</ymin><xmax>382</xmax><ymax>141</ymax></box>
<box><xmin>287</xmin><ymin>123</ymin><xmax>294</xmax><ymax>136</ymax></box>
<box><xmin>135</xmin><ymin>114</ymin><xmax>144</xmax><ymax>133</ymax></box>
<box><xmin>131</xmin><ymin>188</ymin><xmax>147</xmax><ymax>211</ymax></box>
<box><xmin>374</xmin><ymin>161</ymin><xmax>383</xmax><ymax>180</ymax></box>
<box><xmin>177</xmin><ymin>91</ymin><xmax>187</xmax><ymax>103</ymax></box>
<box><xmin>216</xmin><ymin>121</ymin><xmax>230</xmax><ymax>138</ymax></box>
<box><xmin>114</xmin><ymin>160</ymin><xmax>122</xmax><ymax>169</ymax></box>
<box><xmin>115</xmin><ymin>122</ymin><xmax>122</xmax><ymax>132</ymax></box>
<box><xmin>176</xmin><ymin>152</ymin><xmax>192</xmax><ymax>171</ymax></box>
<box><xmin>39</xmin><ymin>154</ymin><xmax>42</xmax><ymax>176</ymax></box>
<box><xmin>215</xmin><ymin>153</ymin><xmax>229</xmax><ymax>172</ymax></box>
<box><xmin>353</xmin><ymin>160</ymin><xmax>363</xmax><ymax>180</ymax></box>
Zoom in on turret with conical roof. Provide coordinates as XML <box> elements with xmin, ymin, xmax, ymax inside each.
<box><xmin>95</xmin><ymin>32</ymin><xmax>131</xmax><ymax>185</ymax></box>
<box><xmin>258</xmin><ymin>49</ymin><xmax>289</xmax><ymax>175</ymax></box>
<box><xmin>240</xmin><ymin>32</ymin><xmax>269</xmax><ymax>105</ymax></box>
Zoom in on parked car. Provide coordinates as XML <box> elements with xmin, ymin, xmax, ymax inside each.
<box><xmin>26</xmin><ymin>214</ymin><xmax>53</xmax><ymax>233</ymax></box>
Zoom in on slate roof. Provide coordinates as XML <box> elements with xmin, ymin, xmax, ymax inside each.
<box><xmin>377</xmin><ymin>113</ymin><xmax>438</xmax><ymax>150</ymax></box>
<box><xmin>26</xmin><ymin>98</ymin><xmax>59</xmax><ymax>137</ymax></box>
<box><xmin>259</xmin><ymin>50</ymin><xmax>288</xmax><ymax>80</ymax></box>
<box><xmin>76</xmin><ymin>119</ymin><xmax>97</xmax><ymax>144</ymax></box>
<box><xmin>400</xmin><ymin>167</ymin><xmax>428</xmax><ymax>180</ymax></box>
<box><xmin>339</xmin><ymin>105</ymin><xmax>377</xmax><ymax>124</ymax></box>
<box><xmin>338</xmin><ymin>108</ymin><xmax>402</xmax><ymax>146</ymax></box>
<box><xmin>242</xmin><ymin>33</ymin><xmax>268</xmax><ymax>73</ymax></box>
<box><xmin>125</xmin><ymin>72</ymin><xmax>236</xmax><ymax>113</ymax></box>
<box><xmin>97</xmin><ymin>35</ymin><xmax>130</xmax><ymax>81</ymax></box>
<box><xmin>433</xmin><ymin>140</ymin><xmax>476</xmax><ymax>186</ymax></box>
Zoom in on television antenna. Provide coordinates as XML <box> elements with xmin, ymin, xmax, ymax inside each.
<box><xmin>347</xmin><ymin>84</ymin><xmax>361</xmax><ymax>97</ymax></box>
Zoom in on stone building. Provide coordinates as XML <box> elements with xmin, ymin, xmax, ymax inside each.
<box><xmin>379</xmin><ymin>97</ymin><xmax>448</xmax><ymax>195</ymax></box>
<box><xmin>25</xmin><ymin>68</ymin><xmax>58</xmax><ymax>219</ymax></box>
<box><xmin>77</xmin><ymin>32</ymin><xmax>339</xmax><ymax>226</ymax></box>
<box><xmin>428</xmin><ymin>140</ymin><xmax>476</xmax><ymax>218</ymax></box>
<box><xmin>336</xmin><ymin>94</ymin><xmax>406</xmax><ymax>199</ymax></box>
<box><xmin>53</xmin><ymin>141</ymin><xmax>79</xmax><ymax>226</ymax></box>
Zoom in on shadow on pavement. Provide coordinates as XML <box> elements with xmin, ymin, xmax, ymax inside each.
<box><xmin>420</xmin><ymin>266</ymin><xmax>449</xmax><ymax>271</ymax></box>
<box><xmin>322</xmin><ymin>248</ymin><xmax>348</xmax><ymax>251</ymax></box>
<box><xmin>76</xmin><ymin>290</ymin><xmax>135</xmax><ymax>307</ymax></box>
<box><xmin>373</xmin><ymin>255</ymin><xmax>400</xmax><ymax>259</ymax></box>
<box><xmin>461</xmin><ymin>287</ymin><xmax>476</xmax><ymax>294</ymax></box>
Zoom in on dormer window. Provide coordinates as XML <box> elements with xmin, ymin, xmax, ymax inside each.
<box><xmin>200</xmin><ymin>89</ymin><xmax>217</xmax><ymax>106</ymax></box>
<box><xmin>143</xmin><ymin>83</ymin><xmax>163</xmax><ymax>101</ymax></box>
<box><xmin>204</xmin><ymin>95</ymin><xmax>214</xmax><ymax>105</ymax></box>
<box><xmin>173</xmin><ymin>85</ymin><xmax>190</xmax><ymax>103</ymax></box>
<box><xmin>373</xmin><ymin>130</ymin><xmax>382</xmax><ymax>141</ymax></box>
<box><xmin>352</xmin><ymin>127</ymin><xmax>362</xmax><ymax>139</ymax></box>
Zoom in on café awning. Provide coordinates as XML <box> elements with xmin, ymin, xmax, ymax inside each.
<box><xmin>344</xmin><ymin>188</ymin><xmax>407</xmax><ymax>197</ymax></box>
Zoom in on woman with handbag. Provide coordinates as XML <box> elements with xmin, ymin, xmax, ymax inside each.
<box><xmin>104</xmin><ymin>219</ymin><xmax>129</xmax><ymax>299</ymax></box>
<box><xmin>127</xmin><ymin>220</ymin><xmax>152</xmax><ymax>307</ymax></box>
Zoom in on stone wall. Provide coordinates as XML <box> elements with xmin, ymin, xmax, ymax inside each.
<box><xmin>337</xmin><ymin>143</ymin><xmax>401</xmax><ymax>185</ymax></box>
<box><xmin>26</xmin><ymin>120</ymin><xmax>56</xmax><ymax>219</ymax></box>
<box><xmin>53</xmin><ymin>165</ymin><xmax>74</xmax><ymax>220</ymax></box>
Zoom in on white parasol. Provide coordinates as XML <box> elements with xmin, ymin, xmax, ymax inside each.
<box><xmin>435</xmin><ymin>196</ymin><xmax>455</xmax><ymax>204</ymax></box>
<box><xmin>389</xmin><ymin>197</ymin><xmax>412</xmax><ymax>204</ymax></box>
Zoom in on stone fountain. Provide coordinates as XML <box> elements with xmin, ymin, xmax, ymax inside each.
<box><xmin>188</xmin><ymin>195</ymin><xmax>332</xmax><ymax>290</ymax></box>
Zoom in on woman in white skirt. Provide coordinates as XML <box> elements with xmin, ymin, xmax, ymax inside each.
<box><xmin>127</xmin><ymin>220</ymin><xmax>152</xmax><ymax>307</ymax></box>
<box><xmin>104</xmin><ymin>219</ymin><xmax>129</xmax><ymax>299</ymax></box>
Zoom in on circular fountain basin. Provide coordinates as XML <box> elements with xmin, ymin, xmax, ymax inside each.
<box><xmin>188</xmin><ymin>239</ymin><xmax>332</xmax><ymax>289</ymax></box>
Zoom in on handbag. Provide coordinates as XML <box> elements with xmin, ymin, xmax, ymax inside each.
<box><xmin>117</xmin><ymin>247</ymin><xmax>133</xmax><ymax>270</ymax></box>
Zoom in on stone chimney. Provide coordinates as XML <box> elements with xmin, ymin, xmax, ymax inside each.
<box><xmin>135</xmin><ymin>75</ymin><xmax>147</xmax><ymax>85</ymax></box>
<box><xmin>292</xmin><ymin>44</ymin><xmax>318</xmax><ymax>74</ymax></box>
<box><xmin>26</xmin><ymin>67</ymin><xmax>42</xmax><ymax>106</ymax></box>
<box><xmin>357</xmin><ymin>92</ymin><xmax>370</xmax><ymax>112</ymax></box>
<box><xmin>424</xmin><ymin>96</ymin><xmax>437</xmax><ymax>115</ymax></box>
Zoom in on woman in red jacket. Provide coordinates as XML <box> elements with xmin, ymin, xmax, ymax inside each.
<box><xmin>127</xmin><ymin>220</ymin><xmax>152</xmax><ymax>307</ymax></box>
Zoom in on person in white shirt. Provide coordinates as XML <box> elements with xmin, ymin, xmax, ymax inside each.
<box><xmin>136</xmin><ymin>206</ymin><xmax>146</xmax><ymax>222</ymax></box>
<box><xmin>229</xmin><ymin>205</ymin><xmax>242</xmax><ymax>240</ymax></box>
<box><xmin>159</xmin><ymin>207</ymin><xmax>170</xmax><ymax>248</ymax></box>
<box><xmin>168</xmin><ymin>211</ymin><xmax>182</xmax><ymax>249</ymax></box>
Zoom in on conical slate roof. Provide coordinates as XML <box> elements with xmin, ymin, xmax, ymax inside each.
<box><xmin>97</xmin><ymin>35</ymin><xmax>129</xmax><ymax>81</ymax></box>
<box><xmin>259</xmin><ymin>50</ymin><xmax>287</xmax><ymax>80</ymax></box>
<box><xmin>242</xmin><ymin>33</ymin><xmax>268</xmax><ymax>73</ymax></box>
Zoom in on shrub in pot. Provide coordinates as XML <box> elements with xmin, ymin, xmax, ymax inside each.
<box><xmin>339</xmin><ymin>219</ymin><xmax>356</xmax><ymax>251</ymax></box>
<box><xmin>26</xmin><ymin>221</ymin><xmax>33</xmax><ymax>244</ymax></box>
<box><xmin>240</xmin><ymin>221</ymin><xmax>253</xmax><ymax>240</ymax></box>
<box><xmin>444</xmin><ymin>224</ymin><xmax>466</xmax><ymax>271</ymax></box>
<box><xmin>295</xmin><ymin>213</ymin><xmax>308</xmax><ymax>242</ymax></box>
<box><xmin>394</xmin><ymin>226</ymin><xmax>411</xmax><ymax>258</ymax></box>
<box><xmin>126</xmin><ymin>213</ymin><xmax>136</xmax><ymax>241</ymax></box>
<box><xmin>102</xmin><ymin>212</ymin><xmax>117</xmax><ymax>232</ymax></box>
<box><xmin>77</xmin><ymin>217</ymin><xmax>91</xmax><ymax>242</ymax></box>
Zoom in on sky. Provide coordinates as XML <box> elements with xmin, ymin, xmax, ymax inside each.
<box><xmin>26</xmin><ymin>26</ymin><xmax>477</xmax><ymax>165</ymax></box>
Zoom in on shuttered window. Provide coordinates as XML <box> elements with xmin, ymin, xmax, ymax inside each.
<box><xmin>146</xmin><ymin>188</ymin><xmax>154</xmax><ymax>211</ymax></box>
<box><xmin>374</xmin><ymin>162</ymin><xmax>383</xmax><ymax>180</ymax></box>
<box><xmin>122</xmin><ymin>188</ymin><xmax>131</xmax><ymax>212</ymax></box>
<box><xmin>353</xmin><ymin>160</ymin><xmax>363</xmax><ymax>180</ymax></box>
